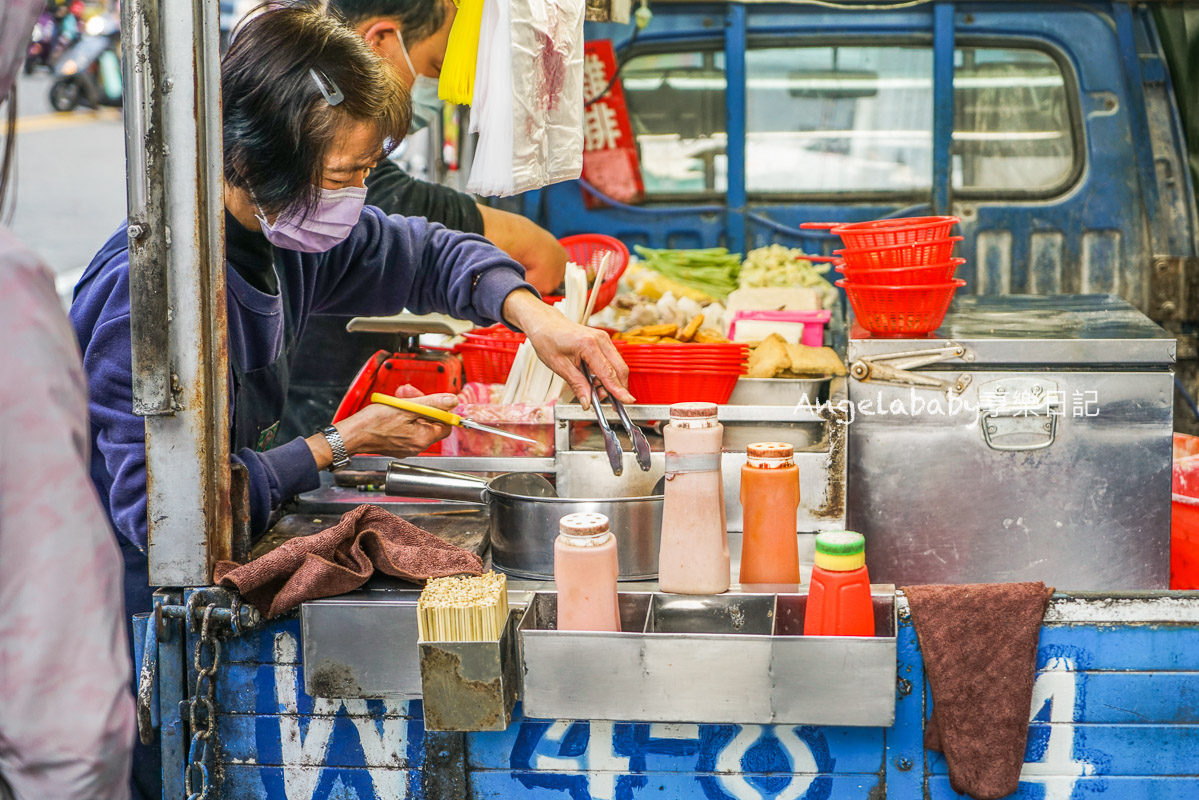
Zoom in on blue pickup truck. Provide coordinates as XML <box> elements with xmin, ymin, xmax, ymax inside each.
<box><xmin>145</xmin><ymin>2</ymin><xmax>1199</xmax><ymax>798</ymax></box>
<box><xmin>520</xmin><ymin>0</ymin><xmax>1199</xmax><ymax>426</ymax></box>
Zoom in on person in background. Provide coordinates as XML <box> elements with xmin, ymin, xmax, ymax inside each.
<box><xmin>0</xmin><ymin>1</ymin><xmax>135</xmax><ymax>798</ymax></box>
<box><xmin>279</xmin><ymin>0</ymin><xmax>571</xmax><ymax>441</ymax></box>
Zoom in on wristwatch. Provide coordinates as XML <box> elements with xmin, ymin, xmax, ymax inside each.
<box><xmin>320</xmin><ymin>425</ymin><xmax>351</xmax><ymax>471</ymax></box>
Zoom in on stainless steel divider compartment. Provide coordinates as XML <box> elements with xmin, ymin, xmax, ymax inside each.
<box><xmin>418</xmin><ymin>610</ymin><xmax>520</xmax><ymax>732</ymax></box>
<box><xmin>518</xmin><ymin>588</ymin><xmax>897</xmax><ymax>726</ymax></box>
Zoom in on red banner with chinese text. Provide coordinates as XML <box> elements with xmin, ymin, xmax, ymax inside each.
<box><xmin>581</xmin><ymin>40</ymin><xmax>645</xmax><ymax>208</ymax></box>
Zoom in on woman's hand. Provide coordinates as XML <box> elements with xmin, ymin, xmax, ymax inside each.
<box><xmin>502</xmin><ymin>289</ymin><xmax>633</xmax><ymax>409</ymax></box>
<box><xmin>305</xmin><ymin>386</ymin><xmax>457</xmax><ymax>468</ymax></box>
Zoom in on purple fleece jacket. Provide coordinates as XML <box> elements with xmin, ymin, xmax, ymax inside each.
<box><xmin>70</xmin><ymin>206</ymin><xmax>533</xmax><ymax>553</ymax></box>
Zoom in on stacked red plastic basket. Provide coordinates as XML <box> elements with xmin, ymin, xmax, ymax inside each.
<box><xmin>455</xmin><ymin>324</ymin><xmax>525</xmax><ymax>384</ymax></box>
<box><xmin>807</xmin><ymin>216</ymin><xmax>967</xmax><ymax>336</ymax></box>
<box><xmin>615</xmin><ymin>342</ymin><xmax>749</xmax><ymax>404</ymax></box>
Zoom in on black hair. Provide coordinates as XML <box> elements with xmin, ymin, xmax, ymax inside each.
<box><xmin>222</xmin><ymin>3</ymin><xmax>410</xmax><ymax>217</ymax></box>
<box><xmin>326</xmin><ymin>0</ymin><xmax>448</xmax><ymax>48</ymax></box>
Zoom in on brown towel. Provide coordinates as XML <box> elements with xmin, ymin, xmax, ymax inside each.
<box><xmin>903</xmin><ymin>582</ymin><xmax>1054</xmax><ymax>800</ymax></box>
<box><xmin>214</xmin><ymin>505</ymin><xmax>484</xmax><ymax>618</ymax></box>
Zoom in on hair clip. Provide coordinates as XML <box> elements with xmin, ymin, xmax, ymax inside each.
<box><xmin>309</xmin><ymin>68</ymin><xmax>345</xmax><ymax>107</ymax></box>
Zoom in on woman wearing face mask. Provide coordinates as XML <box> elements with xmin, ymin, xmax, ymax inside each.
<box><xmin>278</xmin><ymin>0</ymin><xmax>572</xmax><ymax>442</ymax></box>
<box><xmin>70</xmin><ymin>6</ymin><xmax>629</xmax><ymax>769</ymax></box>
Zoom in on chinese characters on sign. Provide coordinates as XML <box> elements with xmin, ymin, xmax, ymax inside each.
<box><xmin>580</xmin><ymin>41</ymin><xmax>645</xmax><ymax>207</ymax></box>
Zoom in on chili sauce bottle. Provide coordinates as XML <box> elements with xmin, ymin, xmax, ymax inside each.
<box><xmin>739</xmin><ymin>442</ymin><xmax>801</xmax><ymax>586</ymax></box>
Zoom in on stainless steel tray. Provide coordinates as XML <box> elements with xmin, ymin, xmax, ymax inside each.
<box><xmin>727</xmin><ymin>376</ymin><xmax>832</xmax><ymax>406</ymax></box>
<box><xmin>518</xmin><ymin>588</ymin><xmax>897</xmax><ymax>726</ymax></box>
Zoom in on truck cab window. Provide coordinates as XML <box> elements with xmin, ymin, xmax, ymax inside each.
<box><xmin>619</xmin><ymin>42</ymin><xmax>1077</xmax><ymax>200</ymax></box>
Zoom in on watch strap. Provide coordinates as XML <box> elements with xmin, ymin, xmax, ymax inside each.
<box><xmin>320</xmin><ymin>425</ymin><xmax>351</xmax><ymax>470</ymax></box>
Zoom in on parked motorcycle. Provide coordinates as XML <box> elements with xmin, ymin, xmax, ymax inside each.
<box><xmin>49</xmin><ymin>12</ymin><xmax>121</xmax><ymax>113</ymax></box>
<box><xmin>25</xmin><ymin>7</ymin><xmax>78</xmax><ymax>75</ymax></box>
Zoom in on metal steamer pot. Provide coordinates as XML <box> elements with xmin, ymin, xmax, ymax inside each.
<box><xmin>384</xmin><ymin>463</ymin><xmax>662</xmax><ymax>580</ymax></box>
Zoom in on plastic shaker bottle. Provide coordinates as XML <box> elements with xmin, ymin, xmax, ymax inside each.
<box><xmin>658</xmin><ymin>402</ymin><xmax>730</xmax><ymax>595</ymax></box>
<box><xmin>804</xmin><ymin>530</ymin><xmax>875</xmax><ymax>636</ymax></box>
<box><xmin>554</xmin><ymin>512</ymin><xmax>621</xmax><ymax>631</ymax></box>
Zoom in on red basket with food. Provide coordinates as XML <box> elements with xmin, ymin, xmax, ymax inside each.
<box><xmin>543</xmin><ymin>234</ymin><xmax>630</xmax><ymax>314</ymax></box>
<box><xmin>835</xmin><ymin>236</ymin><xmax>963</xmax><ymax>269</ymax></box>
<box><xmin>455</xmin><ymin>324</ymin><xmax>525</xmax><ymax>384</ymax></box>
<box><xmin>837</xmin><ymin>278</ymin><xmax>966</xmax><ymax>336</ymax></box>
<box><xmin>836</xmin><ymin>258</ymin><xmax>966</xmax><ymax>286</ymax></box>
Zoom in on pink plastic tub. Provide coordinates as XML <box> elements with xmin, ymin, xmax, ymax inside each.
<box><xmin>727</xmin><ymin>310</ymin><xmax>832</xmax><ymax>347</ymax></box>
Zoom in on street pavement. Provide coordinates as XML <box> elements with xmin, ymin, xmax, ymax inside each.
<box><xmin>7</xmin><ymin>71</ymin><xmax>128</xmax><ymax>296</ymax></box>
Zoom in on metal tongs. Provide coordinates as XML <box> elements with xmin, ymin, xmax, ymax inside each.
<box><xmin>581</xmin><ymin>363</ymin><xmax>651</xmax><ymax>477</ymax></box>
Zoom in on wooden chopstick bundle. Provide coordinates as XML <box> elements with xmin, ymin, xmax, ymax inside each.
<box><xmin>418</xmin><ymin>571</ymin><xmax>510</xmax><ymax>642</ymax></box>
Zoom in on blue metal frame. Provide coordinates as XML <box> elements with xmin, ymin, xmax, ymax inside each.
<box><xmin>932</xmin><ymin>3</ymin><xmax>955</xmax><ymax>215</ymax></box>
<box><xmin>725</xmin><ymin>4</ymin><xmax>749</xmax><ymax>254</ymax></box>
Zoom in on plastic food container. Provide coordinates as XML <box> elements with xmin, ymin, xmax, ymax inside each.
<box><xmin>441</xmin><ymin>402</ymin><xmax>555</xmax><ymax>457</ymax></box>
<box><xmin>1173</xmin><ymin>433</ymin><xmax>1199</xmax><ymax>589</ymax></box>
<box><xmin>727</xmin><ymin>310</ymin><xmax>832</xmax><ymax>346</ymax></box>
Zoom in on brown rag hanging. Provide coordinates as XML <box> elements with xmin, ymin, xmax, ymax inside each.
<box><xmin>214</xmin><ymin>504</ymin><xmax>484</xmax><ymax>619</ymax></box>
<box><xmin>902</xmin><ymin>582</ymin><xmax>1054</xmax><ymax>800</ymax></box>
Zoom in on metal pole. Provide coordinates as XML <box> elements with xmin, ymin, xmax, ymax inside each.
<box><xmin>931</xmin><ymin>2</ymin><xmax>955</xmax><ymax>215</ymax></box>
<box><xmin>122</xmin><ymin>0</ymin><xmax>231</xmax><ymax>586</ymax></box>
<box><xmin>725</xmin><ymin>4</ymin><xmax>748</xmax><ymax>254</ymax></box>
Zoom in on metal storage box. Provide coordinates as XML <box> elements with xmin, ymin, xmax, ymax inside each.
<box><xmin>518</xmin><ymin>589</ymin><xmax>898</xmax><ymax>726</ymax></box>
<box><xmin>846</xmin><ymin>294</ymin><xmax>1175</xmax><ymax>589</ymax></box>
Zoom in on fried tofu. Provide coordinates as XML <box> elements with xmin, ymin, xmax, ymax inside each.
<box><xmin>783</xmin><ymin>343</ymin><xmax>847</xmax><ymax>376</ymax></box>
<box><xmin>747</xmin><ymin>334</ymin><xmax>790</xmax><ymax>378</ymax></box>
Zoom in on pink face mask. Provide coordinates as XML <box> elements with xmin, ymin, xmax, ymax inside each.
<box><xmin>254</xmin><ymin>186</ymin><xmax>367</xmax><ymax>253</ymax></box>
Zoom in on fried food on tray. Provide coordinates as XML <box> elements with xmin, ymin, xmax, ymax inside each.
<box><xmin>678</xmin><ymin>314</ymin><xmax>704</xmax><ymax>342</ymax></box>
<box><xmin>784</xmin><ymin>343</ymin><xmax>847</xmax><ymax>376</ymax></box>
<box><xmin>747</xmin><ymin>333</ymin><xmax>790</xmax><ymax>378</ymax></box>
<box><xmin>692</xmin><ymin>328</ymin><xmax>730</xmax><ymax>344</ymax></box>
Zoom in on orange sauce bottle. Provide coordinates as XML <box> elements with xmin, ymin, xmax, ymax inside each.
<box><xmin>739</xmin><ymin>442</ymin><xmax>801</xmax><ymax>586</ymax></box>
<box><xmin>804</xmin><ymin>531</ymin><xmax>875</xmax><ymax>637</ymax></box>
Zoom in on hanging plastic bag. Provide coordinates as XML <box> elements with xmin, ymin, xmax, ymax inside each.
<box><xmin>466</xmin><ymin>0</ymin><xmax>515</xmax><ymax>195</ymax></box>
<box><xmin>508</xmin><ymin>0</ymin><xmax>585</xmax><ymax>194</ymax></box>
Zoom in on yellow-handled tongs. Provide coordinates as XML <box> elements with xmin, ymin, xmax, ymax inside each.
<box><xmin>369</xmin><ymin>393</ymin><xmax>537</xmax><ymax>444</ymax></box>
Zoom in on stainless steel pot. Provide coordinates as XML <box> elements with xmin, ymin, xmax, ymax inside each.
<box><xmin>385</xmin><ymin>463</ymin><xmax>662</xmax><ymax>580</ymax></box>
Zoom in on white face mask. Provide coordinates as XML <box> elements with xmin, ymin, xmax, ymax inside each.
<box><xmin>397</xmin><ymin>34</ymin><xmax>444</xmax><ymax>134</ymax></box>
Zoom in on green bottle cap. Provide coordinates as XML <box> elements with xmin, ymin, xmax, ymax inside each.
<box><xmin>815</xmin><ymin>530</ymin><xmax>866</xmax><ymax>556</ymax></box>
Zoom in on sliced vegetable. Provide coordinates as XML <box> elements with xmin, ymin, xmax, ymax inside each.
<box><xmin>633</xmin><ymin>245</ymin><xmax>741</xmax><ymax>301</ymax></box>
<box><xmin>739</xmin><ymin>244</ymin><xmax>838</xmax><ymax>309</ymax></box>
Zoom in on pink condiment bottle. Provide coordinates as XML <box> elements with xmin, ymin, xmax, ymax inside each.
<box><xmin>658</xmin><ymin>402</ymin><xmax>730</xmax><ymax>595</ymax></box>
<box><xmin>554</xmin><ymin>512</ymin><xmax>621</xmax><ymax>632</ymax></box>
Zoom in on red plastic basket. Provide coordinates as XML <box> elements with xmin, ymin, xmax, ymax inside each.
<box><xmin>831</xmin><ymin>216</ymin><xmax>960</xmax><ymax>250</ymax></box>
<box><xmin>836</xmin><ymin>236</ymin><xmax>963</xmax><ymax>269</ymax></box>
<box><xmin>544</xmin><ymin>234</ymin><xmax>630</xmax><ymax>314</ymax></box>
<box><xmin>836</xmin><ymin>258</ymin><xmax>966</xmax><ymax>286</ymax></box>
<box><xmin>837</xmin><ymin>278</ymin><xmax>966</xmax><ymax>336</ymax></box>
<box><xmin>627</xmin><ymin>368</ymin><xmax>744</xmax><ymax>405</ymax></box>
<box><xmin>455</xmin><ymin>324</ymin><xmax>525</xmax><ymax>384</ymax></box>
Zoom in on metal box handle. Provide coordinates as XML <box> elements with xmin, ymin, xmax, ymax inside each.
<box><xmin>978</xmin><ymin>378</ymin><xmax>1062</xmax><ymax>451</ymax></box>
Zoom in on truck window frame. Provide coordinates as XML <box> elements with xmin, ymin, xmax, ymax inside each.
<box><xmin>617</xmin><ymin>33</ymin><xmax>1086</xmax><ymax>205</ymax></box>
